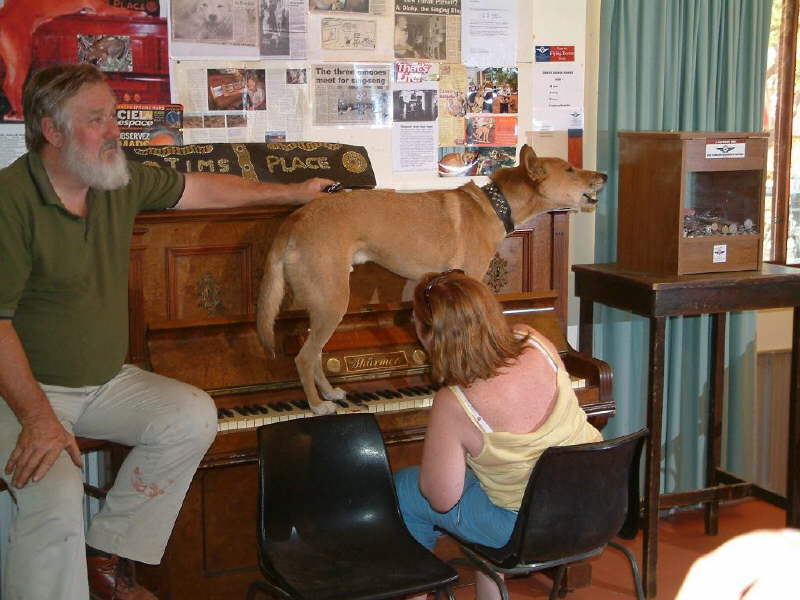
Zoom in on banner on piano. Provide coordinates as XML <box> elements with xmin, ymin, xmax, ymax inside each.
<box><xmin>123</xmin><ymin>142</ymin><xmax>376</xmax><ymax>188</ymax></box>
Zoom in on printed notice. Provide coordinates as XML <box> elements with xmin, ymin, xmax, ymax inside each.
<box><xmin>461</xmin><ymin>0</ymin><xmax>516</xmax><ymax>67</ymax></box>
<box><xmin>532</xmin><ymin>44</ymin><xmax>583</xmax><ymax>131</ymax></box>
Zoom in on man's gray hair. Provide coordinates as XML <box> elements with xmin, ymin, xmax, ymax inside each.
<box><xmin>23</xmin><ymin>64</ymin><xmax>108</xmax><ymax>152</ymax></box>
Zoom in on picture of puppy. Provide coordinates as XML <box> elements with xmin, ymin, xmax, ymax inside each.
<box><xmin>0</xmin><ymin>0</ymin><xmax>145</xmax><ymax>121</ymax></box>
<box><xmin>172</xmin><ymin>0</ymin><xmax>233</xmax><ymax>42</ymax></box>
<box><xmin>438</xmin><ymin>148</ymin><xmax>479</xmax><ymax>176</ymax></box>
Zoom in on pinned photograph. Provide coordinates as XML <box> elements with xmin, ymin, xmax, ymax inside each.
<box><xmin>206</xmin><ymin>68</ymin><xmax>246</xmax><ymax>111</ymax></box>
<box><xmin>286</xmin><ymin>68</ymin><xmax>307</xmax><ymax>84</ymax></box>
<box><xmin>467</xmin><ymin>67</ymin><xmax>519</xmax><ymax>114</ymax></box>
<box><xmin>393</xmin><ymin>89</ymin><xmax>438</xmax><ymax>122</ymax></box>
<box><xmin>394</xmin><ymin>14</ymin><xmax>445</xmax><ymax>60</ymax></box>
<box><xmin>78</xmin><ymin>35</ymin><xmax>132</xmax><ymax>72</ymax></box>
<box><xmin>243</xmin><ymin>69</ymin><xmax>266</xmax><ymax>110</ymax></box>
<box><xmin>172</xmin><ymin>0</ymin><xmax>234</xmax><ymax>41</ymax></box>
<box><xmin>261</xmin><ymin>0</ymin><xmax>290</xmax><ymax>56</ymax></box>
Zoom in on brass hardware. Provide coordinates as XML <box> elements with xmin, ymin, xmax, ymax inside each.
<box><xmin>196</xmin><ymin>273</ymin><xmax>224</xmax><ymax>314</ymax></box>
<box><xmin>484</xmin><ymin>253</ymin><xmax>509</xmax><ymax>292</ymax></box>
<box><xmin>326</xmin><ymin>357</ymin><xmax>342</xmax><ymax>373</ymax></box>
<box><xmin>411</xmin><ymin>349</ymin><xmax>427</xmax><ymax>365</ymax></box>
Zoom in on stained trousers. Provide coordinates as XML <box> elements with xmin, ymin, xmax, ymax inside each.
<box><xmin>0</xmin><ymin>364</ymin><xmax>217</xmax><ymax>600</ymax></box>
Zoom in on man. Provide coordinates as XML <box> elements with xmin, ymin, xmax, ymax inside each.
<box><xmin>0</xmin><ymin>64</ymin><xmax>334</xmax><ymax>600</ymax></box>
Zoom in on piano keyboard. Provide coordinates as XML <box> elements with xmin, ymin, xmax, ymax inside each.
<box><xmin>216</xmin><ymin>376</ymin><xmax>587</xmax><ymax>432</ymax></box>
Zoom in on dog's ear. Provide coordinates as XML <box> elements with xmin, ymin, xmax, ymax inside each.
<box><xmin>520</xmin><ymin>144</ymin><xmax>545</xmax><ymax>181</ymax></box>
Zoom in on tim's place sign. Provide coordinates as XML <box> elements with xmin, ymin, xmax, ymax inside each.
<box><xmin>124</xmin><ymin>142</ymin><xmax>376</xmax><ymax>188</ymax></box>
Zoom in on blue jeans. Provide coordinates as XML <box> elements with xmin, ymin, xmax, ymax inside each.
<box><xmin>394</xmin><ymin>466</ymin><xmax>517</xmax><ymax>550</ymax></box>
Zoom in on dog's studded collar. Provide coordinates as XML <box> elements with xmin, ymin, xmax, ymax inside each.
<box><xmin>482</xmin><ymin>181</ymin><xmax>514</xmax><ymax>234</ymax></box>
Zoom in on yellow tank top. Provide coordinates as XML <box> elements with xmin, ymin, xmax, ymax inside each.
<box><xmin>451</xmin><ymin>333</ymin><xmax>602</xmax><ymax>510</ymax></box>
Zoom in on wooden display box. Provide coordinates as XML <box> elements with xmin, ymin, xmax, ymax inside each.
<box><xmin>617</xmin><ymin>131</ymin><xmax>768</xmax><ymax>274</ymax></box>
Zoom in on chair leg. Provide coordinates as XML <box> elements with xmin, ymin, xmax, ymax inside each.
<box><xmin>449</xmin><ymin>549</ymin><xmax>510</xmax><ymax>600</ymax></box>
<box><xmin>608</xmin><ymin>540</ymin><xmax>645</xmax><ymax>600</ymax></box>
<box><xmin>435</xmin><ymin>584</ymin><xmax>456</xmax><ymax>600</ymax></box>
<box><xmin>247</xmin><ymin>580</ymin><xmax>283</xmax><ymax>600</ymax></box>
<box><xmin>548</xmin><ymin>565</ymin><xmax>566</xmax><ymax>600</ymax></box>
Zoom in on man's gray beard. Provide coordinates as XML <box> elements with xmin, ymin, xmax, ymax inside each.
<box><xmin>62</xmin><ymin>138</ymin><xmax>130</xmax><ymax>190</ymax></box>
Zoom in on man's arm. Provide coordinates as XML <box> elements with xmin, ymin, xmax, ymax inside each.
<box><xmin>176</xmin><ymin>172</ymin><xmax>336</xmax><ymax>210</ymax></box>
<box><xmin>0</xmin><ymin>320</ymin><xmax>82</xmax><ymax>488</ymax></box>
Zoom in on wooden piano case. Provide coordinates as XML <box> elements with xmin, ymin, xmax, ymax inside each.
<box><xmin>130</xmin><ymin>205</ymin><xmax>612</xmax><ymax>599</ymax></box>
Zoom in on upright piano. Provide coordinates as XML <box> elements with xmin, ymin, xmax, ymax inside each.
<box><xmin>129</xmin><ymin>204</ymin><xmax>613</xmax><ymax>599</ymax></box>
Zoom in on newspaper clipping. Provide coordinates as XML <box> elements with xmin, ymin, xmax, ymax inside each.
<box><xmin>392</xmin><ymin>81</ymin><xmax>438</xmax><ymax>172</ymax></box>
<box><xmin>171</xmin><ymin>0</ymin><xmax>259</xmax><ymax>49</ymax></box>
<box><xmin>321</xmin><ymin>18</ymin><xmax>377</xmax><ymax>50</ymax></box>
<box><xmin>172</xmin><ymin>61</ymin><xmax>307</xmax><ymax>143</ymax></box>
<box><xmin>312</xmin><ymin>63</ymin><xmax>391</xmax><ymax>126</ymax></box>
<box><xmin>394</xmin><ymin>0</ymin><xmax>460</xmax><ymax>62</ymax></box>
<box><xmin>262</xmin><ymin>0</ymin><xmax>308</xmax><ymax>59</ymax></box>
<box><xmin>116</xmin><ymin>104</ymin><xmax>184</xmax><ymax>147</ymax></box>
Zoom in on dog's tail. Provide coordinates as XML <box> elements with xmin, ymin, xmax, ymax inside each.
<box><xmin>256</xmin><ymin>221</ymin><xmax>292</xmax><ymax>358</ymax></box>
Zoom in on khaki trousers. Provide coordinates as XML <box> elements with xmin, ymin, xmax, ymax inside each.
<box><xmin>0</xmin><ymin>365</ymin><xmax>217</xmax><ymax>600</ymax></box>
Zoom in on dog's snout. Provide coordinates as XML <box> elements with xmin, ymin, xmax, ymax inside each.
<box><xmin>208</xmin><ymin>13</ymin><xmax>217</xmax><ymax>21</ymax></box>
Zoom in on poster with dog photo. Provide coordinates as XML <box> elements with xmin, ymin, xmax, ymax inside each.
<box><xmin>78</xmin><ymin>34</ymin><xmax>133</xmax><ymax>72</ymax></box>
<box><xmin>464</xmin><ymin>115</ymin><xmax>517</xmax><ymax>147</ymax></box>
<box><xmin>466</xmin><ymin>67</ymin><xmax>518</xmax><ymax>114</ymax></box>
<box><xmin>438</xmin><ymin>145</ymin><xmax>516</xmax><ymax>177</ymax></box>
<box><xmin>170</xmin><ymin>0</ymin><xmax>259</xmax><ymax>56</ymax></box>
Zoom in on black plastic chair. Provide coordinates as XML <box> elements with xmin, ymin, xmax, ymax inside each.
<box><xmin>444</xmin><ymin>429</ymin><xmax>648</xmax><ymax>600</ymax></box>
<box><xmin>247</xmin><ymin>413</ymin><xmax>458</xmax><ymax>600</ymax></box>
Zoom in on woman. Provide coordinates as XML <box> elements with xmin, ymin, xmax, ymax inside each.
<box><xmin>395</xmin><ymin>270</ymin><xmax>601</xmax><ymax>600</ymax></box>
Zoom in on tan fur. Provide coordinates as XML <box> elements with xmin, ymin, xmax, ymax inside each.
<box><xmin>256</xmin><ymin>145</ymin><xmax>606</xmax><ymax>415</ymax></box>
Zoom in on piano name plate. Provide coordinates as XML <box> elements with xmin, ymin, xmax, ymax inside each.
<box><xmin>342</xmin><ymin>350</ymin><xmax>409</xmax><ymax>372</ymax></box>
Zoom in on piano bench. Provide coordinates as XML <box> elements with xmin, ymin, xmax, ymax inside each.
<box><xmin>0</xmin><ymin>437</ymin><xmax>115</xmax><ymax>500</ymax></box>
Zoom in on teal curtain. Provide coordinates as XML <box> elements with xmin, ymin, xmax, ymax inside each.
<box><xmin>596</xmin><ymin>0</ymin><xmax>772</xmax><ymax>493</ymax></box>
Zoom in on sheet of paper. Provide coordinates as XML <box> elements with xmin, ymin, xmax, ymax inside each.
<box><xmin>461</xmin><ymin>0</ymin><xmax>517</xmax><ymax>67</ymax></box>
<box><xmin>0</xmin><ymin>124</ymin><xmax>26</xmax><ymax>169</ymax></box>
<box><xmin>532</xmin><ymin>45</ymin><xmax>584</xmax><ymax>131</ymax></box>
<box><xmin>391</xmin><ymin>80</ymin><xmax>438</xmax><ymax>172</ymax></box>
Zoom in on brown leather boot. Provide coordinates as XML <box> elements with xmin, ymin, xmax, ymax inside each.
<box><xmin>87</xmin><ymin>553</ymin><xmax>157</xmax><ymax>600</ymax></box>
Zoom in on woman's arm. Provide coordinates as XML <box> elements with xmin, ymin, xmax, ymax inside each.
<box><xmin>418</xmin><ymin>387</ymin><xmax>470</xmax><ymax>512</ymax></box>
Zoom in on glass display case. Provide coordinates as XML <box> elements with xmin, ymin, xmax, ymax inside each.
<box><xmin>617</xmin><ymin>132</ymin><xmax>768</xmax><ymax>274</ymax></box>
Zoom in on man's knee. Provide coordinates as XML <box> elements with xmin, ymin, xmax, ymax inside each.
<box><xmin>161</xmin><ymin>385</ymin><xmax>217</xmax><ymax>449</ymax></box>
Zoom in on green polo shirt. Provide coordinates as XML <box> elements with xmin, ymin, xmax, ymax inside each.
<box><xmin>0</xmin><ymin>153</ymin><xmax>184</xmax><ymax>387</ymax></box>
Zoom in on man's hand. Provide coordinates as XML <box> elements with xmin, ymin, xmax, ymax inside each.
<box><xmin>288</xmin><ymin>177</ymin><xmax>337</xmax><ymax>204</ymax></box>
<box><xmin>5</xmin><ymin>413</ymin><xmax>82</xmax><ymax>488</ymax></box>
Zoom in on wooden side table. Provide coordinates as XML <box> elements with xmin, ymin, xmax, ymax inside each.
<box><xmin>572</xmin><ymin>262</ymin><xmax>800</xmax><ymax>598</ymax></box>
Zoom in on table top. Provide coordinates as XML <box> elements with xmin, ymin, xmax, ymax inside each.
<box><xmin>572</xmin><ymin>263</ymin><xmax>800</xmax><ymax>317</ymax></box>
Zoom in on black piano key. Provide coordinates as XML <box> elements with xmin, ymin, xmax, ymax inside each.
<box><xmin>362</xmin><ymin>392</ymin><xmax>380</xmax><ymax>401</ymax></box>
<box><xmin>290</xmin><ymin>400</ymin><xmax>307</xmax><ymax>410</ymax></box>
<box><xmin>232</xmin><ymin>406</ymin><xmax>248</xmax><ymax>416</ymax></box>
<box><xmin>255</xmin><ymin>405</ymin><xmax>270</xmax><ymax>414</ymax></box>
<box><xmin>333</xmin><ymin>398</ymin><xmax>349</xmax><ymax>408</ymax></box>
<box><xmin>221</xmin><ymin>408</ymin><xmax>235</xmax><ymax>418</ymax></box>
<box><xmin>270</xmin><ymin>403</ymin><xmax>284</xmax><ymax>412</ymax></box>
<box><xmin>375</xmin><ymin>390</ymin><xmax>394</xmax><ymax>399</ymax></box>
<box><xmin>277</xmin><ymin>402</ymin><xmax>294</xmax><ymax>411</ymax></box>
<box><xmin>347</xmin><ymin>394</ymin><xmax>365</xmax><ymax>405</ymax></box>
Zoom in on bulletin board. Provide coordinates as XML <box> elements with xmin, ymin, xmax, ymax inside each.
<box><xmin>0</xmin><ymin>0</ymin><xmax>587</xmax><ymax>188</ymax></box>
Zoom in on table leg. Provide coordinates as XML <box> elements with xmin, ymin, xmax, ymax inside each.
<box><xmin>643</xmin><ymin>316</ymin><xmax>666</xmax><ymax>599</ymax></box>
<box><xmin>788</xmin><ymin>306</ymin><xmax>800</xmax><ymax>526</ymax></box>
<box><xmin>704</xmin><ymin>313</ymin><xmax>726</xmax><ymax>535</ymax></box>
<box><xmin>578</xmin><ymin>298</ymin><xmax>594</xmax><ymax>355</ymax></box>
